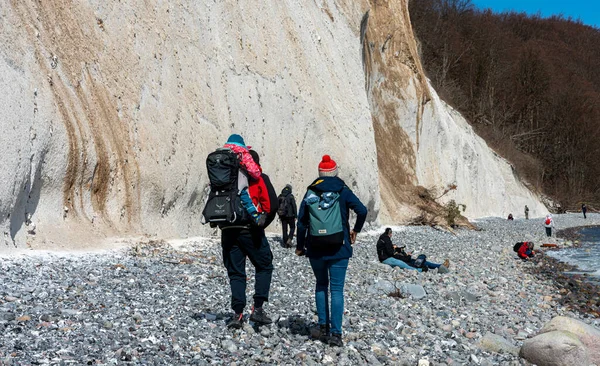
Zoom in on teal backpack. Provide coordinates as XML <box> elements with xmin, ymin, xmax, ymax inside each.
<box><xmin>305</xmin><ymin>189</ymin><xmax>344</xmax><ymax>250</ymax></box>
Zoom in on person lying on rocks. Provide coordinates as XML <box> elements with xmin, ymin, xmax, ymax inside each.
<box><xmin>516</xmin><ymin>241</ymin><xmax>536</xmax><ymax>260</ymax></box>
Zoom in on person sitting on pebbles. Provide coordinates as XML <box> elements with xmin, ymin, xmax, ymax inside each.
<box><xmin>517</xmin><ymin>242</ymin><xmax>536</xmax><ymax>260</ymax></box>
<box><xmin>376</xmin><ymin>228</ymin><xmax>450</xmax><ymax>271</ymax></box>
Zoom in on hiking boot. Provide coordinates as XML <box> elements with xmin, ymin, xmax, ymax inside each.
<box><xmin>311</xmin><ymin>324</ymin><xmax>330</xmax><ymax>342</ymax></box>
<box><xmin>438</xmin><ymin>265</ymin><xmax>450</xmax><ymax>274</ymax></box>
<box><xmin>329</xmin><ymin>333</ymin><xmax>343</xmax><ymax>347</ymax></box>
<box><xmin>249</xmin><ymin>306</ymin><xmax>272</xmax><ymax>325</ymax></box>
<box><xmin>227</xmin><ymin>313</ymin><xmax>244</xmax><ymax>329</ymax></box>
<box><xmin>286</xmin><ymin>238</ymin><xmax>293</xmax><ymax>248</ymax></box>
<box><xmin>443</xmin><ymin>259</ymin><xmax>450</xmax><ymax>268</ymax></box>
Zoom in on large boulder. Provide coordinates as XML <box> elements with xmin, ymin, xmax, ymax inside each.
<box><xmin>538</xmin><ymin>316</ymin><xmax>600</xmax><ymax>364</ymax></box>
<box><xmin>367</xmin><ymin>280</ymin><xmax>397</xmax><ymax>295</ymax></box>
<box><xmin>520</xmin><ymin>330</ymin><xmax>590</xmax><ymax>366</ymax></box>
<box><xmin>478</xmin><ymin>332</ymin><xmax>519</xmax><ymax>356</ymax></box>
<box><xmin>400</xmin><ymin>283</ymin><xmax>426</xmax><ymax>300</ymax></box>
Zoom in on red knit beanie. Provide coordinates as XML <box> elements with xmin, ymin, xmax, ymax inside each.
<box><xmin>318</xmin><ymin>155</ymin><xmax>338</xmax><ymax>177</ymax></box>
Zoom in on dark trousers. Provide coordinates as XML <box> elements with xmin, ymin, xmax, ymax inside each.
<box><xmin>545</xmin><ymin>227</ymin><xmax>552</xmax><ymax>237</ymax></box>
<box><xmin>221</xmin><ymin>228</ymin><xmax>273</xmax><ymax>314</ymax></box>
<box><xmin>281</xmin><ymin>217</ymin><xmax>296</xmax><ymax>245</ymax></box>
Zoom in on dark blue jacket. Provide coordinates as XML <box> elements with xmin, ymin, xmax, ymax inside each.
<box><xmin>296</xmin><ymin>176</ymin><xmax>368</xmax><ymax>260</ymax></box>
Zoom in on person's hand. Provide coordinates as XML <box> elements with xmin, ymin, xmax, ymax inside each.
<box><xmin>350</xmin><ymin>230</ymin><xmax>357</xmax><ymax>244</ymax></box>
<box><xmin>295</xmin><ymin>249</ymin><xmax>305</xmax><ymax>256</ymax></box>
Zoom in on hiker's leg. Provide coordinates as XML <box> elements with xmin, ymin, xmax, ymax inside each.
<box><xmin>329</xmin><ymin>259</ymin><xmax>349</xmax><ymax>335</ymax></box>
<box><xmin>382</xmin><ymin>257</ymin><xmax>419</xmax><ymax>270</ymax></box>
<box><xmin>289</xmin><ymin>219</ymin><xmax>296</xmax><ymax>241</ymax></box>
<box><xmin>222</xmin><ymin>229</ymin><xmax>248</xmax><ymax>314</ymax></box>
<box><xmin>546</xmin><ymin>227</ymin><xmax>552</xmax><ymax>237</ymax></box>
<box><xmin>245</xmin><ymin>230</ymin><xmax>274</xmax><ymax>309</ymax></box>
<box><xmin>281</xmin><ymin>219</ymin><xmax>289</xmax><ymax>244</ymax></box>
<box><xmin>424</xmin><ymin>260</ymin><xmax>441</xmax><ymax>269</ymax></box>
<box><xmin>309</xmin><ymin>258</ymin><xmax>330</xmax><ymax>327</ymax></box>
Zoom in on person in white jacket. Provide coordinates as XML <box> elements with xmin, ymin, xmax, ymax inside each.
<box><xmin>544</xmin><ymin>214</ymin><xmax>554</xmax><ymax>237</ymax></box>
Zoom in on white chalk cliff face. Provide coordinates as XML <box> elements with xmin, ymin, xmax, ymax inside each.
<box><xmin>0</xmin><ymin>0</ymin><xmax>545</xmax><ymax>250</ymax></box>
<box><xmin>362</xmin><ymin>0</ymin><xmax>547</xmax><ymax>222</ymax></box>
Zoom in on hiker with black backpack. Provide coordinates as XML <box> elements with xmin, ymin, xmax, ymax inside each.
<box><xmin>514</xmin><ymin>241</ymin><xmax>535</xmax><ymax>260</ymax></box>
<box><xmin>223</xmin><ymin>134</ymin><xmax>267</xmax><ymax>226</ymax></box>
<box><xmin>295</xmin><ymin>155</ymin><xmax>368</xmax><ymax>347</ymax></box>
<box><xmin>202</xmin><ymin>138</ymin><xmax>277</xmax><ymax>329</ymax></box>
<box><xmin>277</xmin><ymin>184</ymin><xmax>297</xmax><ymax>248</ymax></box>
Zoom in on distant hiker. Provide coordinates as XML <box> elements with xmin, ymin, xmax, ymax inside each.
<box><xmin>507</xmin><ymin>213</ymin><xmax>514</xmax><ymax>221</ymax></box>
<box><xmin>377</xmin><ymin>228</ymin><xmax>421</xmax><ymax>271</ymax></box>
<box><xmin>220</xmin><ymin>147</ymin><xmax>276</xmax><ymax>329</ymax></box>
<box><xmin>524</xmin><ymin>205</ymin><xmax>529</xmax><ymax>220</ymax></box>
<box><xmin>277</xmin><ymin>184</ymin><xmax>298</xmax><ymax>248</ymax></box>
<box><xmin>393</xmin><ymin>244</ymin><xmax>449</xmax><ymax>271</ymax></box>
<box><xmin>296</xmin><ymin>155</ymin><xmax>368</xmax><ymax>347</ymax></box>
<box><xmin>223</xmin><ymin>134</ymin><xmax>267</xmax><ymax>226</ymax></box>
<box><xmin>515</xmin><ymin>241</ymin><xmax>535</xmax><ymax>260</ymax></box>
<box><xmin>582</xmin><ymin>203</ymin><xmax>587</xmax><ymax>219</ymax></box>
<box><xmin>544</xmin><ymin>214</ymin><xmax>554</xmax><ymax>237</ymax></box>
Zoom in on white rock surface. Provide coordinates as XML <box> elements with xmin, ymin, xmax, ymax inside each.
<box><xmin>0</xmin><ymin>0</ymin><xmax>547</xmax><ymax>250</ymax></box>
<box><xmin>0</xmin><ymin>0</ymin><xmax>376</xmax><ymax>249</ymax></box>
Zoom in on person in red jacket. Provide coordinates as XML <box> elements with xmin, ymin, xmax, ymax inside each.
<box><xmin>247</xmin><ymin>156</ymin><xmax>270</xmax><ymax>215</ymax></box>
<box><xmin>518</xmin><ymin>242</ymin><xmax>535</xmax><ymax>260</ymax></box>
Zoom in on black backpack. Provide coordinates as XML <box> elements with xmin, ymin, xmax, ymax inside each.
<box><xmin>277</xmin><ymin>195</ymin><xmax>289</xmax><ymax>218</ymax></box>
<box><xmin>202</xmin><ymin>148</ymin><xmax>250</xmax><ymax>226</ymax></box>
<box><xmin>513</xmin><ymin>242</ymin><xmax>525</xmax><ymax>252</ymax></box>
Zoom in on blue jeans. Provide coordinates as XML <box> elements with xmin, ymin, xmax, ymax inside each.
<box><xmin>424</xmin><ymin>261</ymin><xmax>441</xmax><ymax>269</ymax></box>
<box><xmin>382</xmin><ymin>257</ymin><xmax>421</xmax><ymax>271</ymax></box>
<box><xmin>309</xmin><ymin>258</ymin><xmax>349</xmax><ymax>335</ymax></box>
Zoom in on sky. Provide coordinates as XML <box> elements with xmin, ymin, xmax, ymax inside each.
<box><xmin>470</xmin><ymin>0</ymin><xmax>599</xmax><ymax>27</ymax></box>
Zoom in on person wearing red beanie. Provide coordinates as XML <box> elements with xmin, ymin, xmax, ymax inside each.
<box><xmin>318</xmin><ymin>155</ymin><xmax>338</xmax><ymax>177</ymax></box>
<box><xmin>296</xmin><ymin>154</ymin><xmax>368</xmax><ymax>347</ymax></box>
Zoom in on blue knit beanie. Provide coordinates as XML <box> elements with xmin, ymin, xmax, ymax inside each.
<box><xmin>226</xmin><ymin>134</ymin><xmax>246</xmax><ymax>147</ymax></box>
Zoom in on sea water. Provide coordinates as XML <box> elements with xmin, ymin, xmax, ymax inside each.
<box><xmin>547</xmin><ymin>226</ymin><xmax>600</xmax><ymax>281</ymax></box>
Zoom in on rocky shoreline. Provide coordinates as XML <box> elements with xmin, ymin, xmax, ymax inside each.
<box><xmin>1</xmin><ymin>214</ymin><xmax>599</xmax><ymax>365</ymax></box>
<box><xmin>527</xmin><ymin>224</ymin><xmax>600</xmax><ymax>318</ymax></box>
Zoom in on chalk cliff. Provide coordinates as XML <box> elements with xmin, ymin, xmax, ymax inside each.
<box><xmin>0</xmin><ymin>0</ymin><xmax>545</xmax><ymax>250</ymax></box>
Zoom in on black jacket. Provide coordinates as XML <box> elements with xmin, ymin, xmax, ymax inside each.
<box><xmin>261</xmin><ymin>173</ymin><xmax>278</xmax><ymax>228</ymax></box>
<box><xmin>377</xmin><ymin>233</ymin><xmax>395</xmax><ymax>262</ymax></box>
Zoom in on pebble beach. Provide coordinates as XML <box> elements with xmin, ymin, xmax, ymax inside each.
<box><xmin>1</xmin><ymin>214</ymin><xmax>599</xmax><ymax>365</ymax></box>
